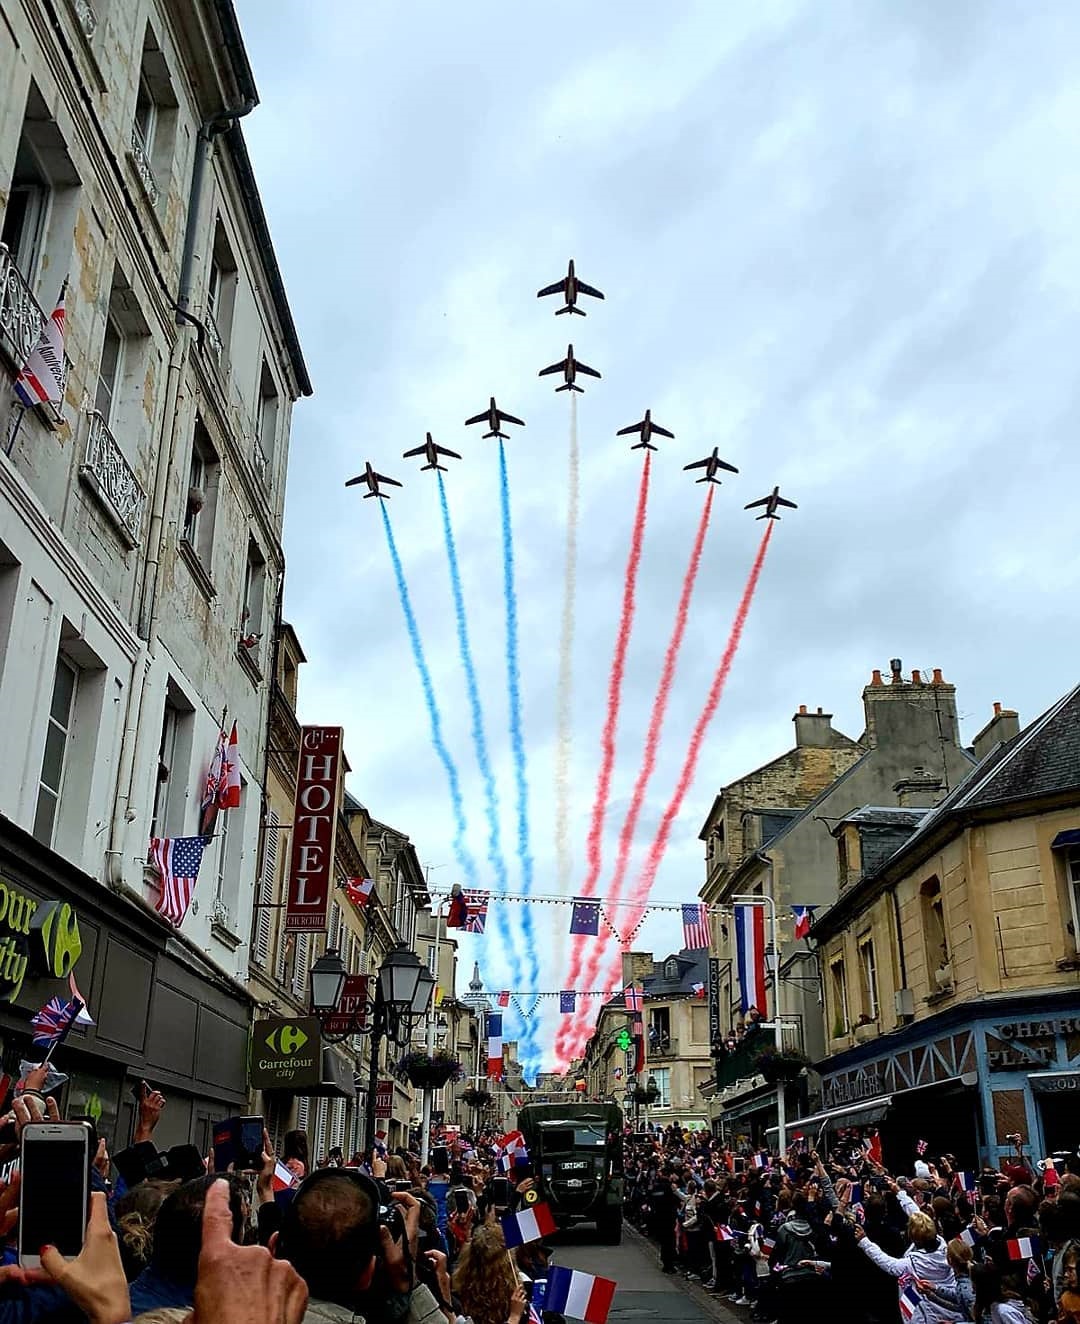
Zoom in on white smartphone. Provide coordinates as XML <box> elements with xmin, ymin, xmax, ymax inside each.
<box><xmin>19</xmin><ymin>1122</ymin><xmax>91</xmax><ymax>1267</ymax></box>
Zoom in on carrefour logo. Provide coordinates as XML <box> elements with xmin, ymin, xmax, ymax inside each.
<box><xmin>265</xmin><ymin>1024</ymin><xmax>309</xmax><ymax>1057</ymax></box>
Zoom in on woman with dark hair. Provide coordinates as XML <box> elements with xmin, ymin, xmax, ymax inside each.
<box><xmin>282</xmin><ymin>1129</ymin><xmax>309</xmax><ymax>1179</ymax></box>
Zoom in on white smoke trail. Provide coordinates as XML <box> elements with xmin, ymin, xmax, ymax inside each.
<box><xmin>552</xmin><ymin>391</ymin><xmax>580</xmax><ymax>986</ymax></box>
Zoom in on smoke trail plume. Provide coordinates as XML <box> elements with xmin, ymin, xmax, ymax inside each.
<box><xmin>554</xmin><ymin>393</ymin><xmax>580</xmax><ymax>895</ymax></box>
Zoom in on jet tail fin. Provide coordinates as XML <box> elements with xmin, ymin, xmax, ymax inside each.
<box><xmin>555</xmin><ymin>304</ymin><xmax>585</xmax><ymax>316</ymax></box>
<box><xmin>632</xmin><ymin>439</ymin><xmax>656</xmax><ymax>451</ymax></box>
<box><xmin>568</xmin><ymin>383</ymin><xmax>585</xmax><ymax>392</ymax></box>
<box><xmin>484</xmin><ymin>429</ymin><xmax>508</xmax><ymax>439</ymax></box>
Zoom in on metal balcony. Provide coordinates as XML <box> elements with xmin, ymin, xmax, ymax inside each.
<box><xmin>78</xmin><ymin>410</ymin><xmax>147</xmax><ymax>547</ymax></box>
<box><xmin>129</xmin><ymin>121</ymin><xmax>159</xmax><ymax>206</ymax></box>
<box><xmin>0</xmin><ymin>245</ymin><xmax>47</xmax><ymax>376</ymax></box>
<box><xmin>647</xmin><ymin>1036</ymin><xmax>678</xmax><ymax>1060</ymax></box>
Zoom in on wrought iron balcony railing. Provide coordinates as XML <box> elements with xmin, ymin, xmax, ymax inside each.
<box><xmin>78</xmin><ymin>410</ymin><xmax>147</xmax><ymax>547</ymax></box>
<box><xmin>129</xmin><ymin>120</ymin><xmax>159</xmax><ymax>206</ymax></box>
<box><xmin>0</xmin><ymin>245</ymin><xmax>47</xmax><ymax>377</ymax></box>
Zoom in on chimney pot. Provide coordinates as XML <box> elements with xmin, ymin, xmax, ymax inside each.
<box><xmin>912</xmin><ymin>669</ymin><xmax>922</xmax><ymax>684</ymax></box>
<box><xmin>993</xmin><ymin>701</ymin><xmax>1001</xmax><ymax>715</ymax></box>
<box><xmin>932</xmin><ymin>668</ymin><xmax>944</xmax><ymax>685</ymax></box>
<box><xmin>890</xmin><ymin>658</ymin><xmax>903</xmax><ymax>683</ymax></box>
<box><xmin>799</xmin><ymin>704</ymin><xmax>807</xmax><ymax>714</ymax></box>
<box><xmin>871</xmin><ymin>669</ymin><xmax>883</xmax><ymax>686</ymax></box>
<box><xmin>817</xmin><ymin>707</ymin><xmax>823</xmax><ymax>715</ymax></box>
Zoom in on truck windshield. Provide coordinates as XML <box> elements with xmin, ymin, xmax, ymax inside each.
<box><xmin>539</xmin><ymin>1126</ymin><xmax>607</xmax><ymax>1153</ymax></box>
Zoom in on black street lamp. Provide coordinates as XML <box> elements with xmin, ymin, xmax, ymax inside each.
<box><xmin>310</xmin><ymin>947</ymin><xmax>348</xmax><ymax>1017</ymax></box>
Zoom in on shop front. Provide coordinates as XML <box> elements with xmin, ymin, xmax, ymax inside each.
<box><xmin>0</xmin><ymin>820</ymin><xmax>252</xmax><ymax>1155</ymax></box>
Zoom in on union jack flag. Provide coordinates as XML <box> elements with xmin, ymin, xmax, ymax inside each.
<box><xmin>463</xmin><ymin>890</ymin><xmax>489</xmax><ymax>933</ymax></box>
<box><xmin>31</xmin><ymin>996</ymin><xmax>83</xmax><ymax>1048</ymax></box>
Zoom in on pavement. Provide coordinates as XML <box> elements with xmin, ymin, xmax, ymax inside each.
<box><xmin>549</xmin><ymin>1223</ymin><xmax>744</xmax><ymax>1324</ymax></box>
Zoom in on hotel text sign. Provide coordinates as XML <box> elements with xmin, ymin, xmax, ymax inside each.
<box><xmin>284</xmin><ymin>727</ymin><xmax>342</xmax><ymax>932</ymax></box>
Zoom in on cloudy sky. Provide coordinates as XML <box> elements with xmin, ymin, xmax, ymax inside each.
<box><xmin>235</xmin><ymin>0</ymin><xmax>1080</xmax><ymax>1074</ymax></box>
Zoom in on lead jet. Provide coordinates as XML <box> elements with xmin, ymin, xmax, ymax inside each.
<box><xmin>538</xmin><ymin>344</ymin><xmax>601</xmax><ymax>393</ymax></box>
<box><xmin>617</xmin><ymin>409</ymin><xmax>674</xmax><ymax>451</ymax></box>
<box><xmin>683</xmin><ymin>447</ymin><xmax>739</xmax><ymax>484</ymax></box>
<box><xmin>403</xmin><ymin>433</ymin><xmax>462</xmax><ymax>472</ymax></box>
<box><xmin>744</xmin><ymin>486</ymin><xmax>797</xmax><ymax>520</ymax></box>
<box><xmin>465</xmin><ymin>396</ymin><xmax>525</xmax><ymax>440</ymax></box>
<box><xmin>345</xmin><ymin>461</ymin><xmax>403</xmax><ymax>499</ymax></box>
<box><xmin>536</xmin><ymin>259</ymin><xmax>605</xmax><ymax>316</ymax></box>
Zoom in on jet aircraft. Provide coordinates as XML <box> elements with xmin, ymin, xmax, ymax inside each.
<box><xmin>616</xmin><ymin>409</ymin><xmax>674</xmax><ymax>451</ymax></box>
<box><xmin>744</xmin><ymin>486</ymin><xmax>797</xmax><ymax>519</ymax></box>
<box><xmin>464</xmin><ymin>397</ymin><xmax>525</xmax><ymax>439</ymax></box>
<box><xmin>536</xmin><ymin>259</ymin><xmax>605</xmax><ymax>315</ymax></box>
<box><xmin>402</xmin><ymin>433</ymin><xmax>462</xmax><ymax>472</ymax></box>
<box><xmin>683</xmin><ymin>447</ymin><xmax>739</xmax><ymax>484</ymax></box>
<box><xmin>345</xmin><ymin>461</ymin><xmax>403</xmax><ymax>499</ymax></box>
<box><xmin>538</xmin><ymin>344</ymin><xmax>601</xmax><ymax>393</ymax></box>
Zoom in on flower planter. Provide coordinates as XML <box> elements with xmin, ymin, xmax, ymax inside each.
<box><xmin>393</xmin><ymin>1051</ymin><xmax>464</xmax><ymax>1090</ymax></box>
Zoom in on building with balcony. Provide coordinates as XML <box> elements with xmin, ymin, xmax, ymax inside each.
<box><xmin>699</xmin><ymin>662</ymin><xmax>974</xmax><ymax>1142</ymax></box>
<box><xmin>0</xmin><ymin>0</ymin><xmax>308</xmax><ymax>1149</ymax></box>
<box><xmin>809</xmin><ymin>684</ymin><xmax>1080</xmax><ymax>1169</ymax></box>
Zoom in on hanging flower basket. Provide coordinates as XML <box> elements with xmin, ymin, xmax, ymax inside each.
<box><xmin>632</xmin><ymin>1082</ymin><xmax>660</xmax><ymax>1106</ymax></box>
<box><xmin>462</xmin><ymin>1086</ymin><xmax>493</xmax><ymax>1109</ymax></box>
<box><xmin>393</xmin><ymin>1050</ymin><xmax>464</xmax><ymax>1090</ymax></box>
<box><xmin>752</xmin><ymin>1046</ymin><xmax>810</xmax><ymax>1085</ymax></box>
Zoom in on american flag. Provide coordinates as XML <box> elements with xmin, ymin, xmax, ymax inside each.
<box><xmin>463</xmin><ymin>890</ymin><xmax>489</xmax><ymax>933</ymax></box>
<box><xmin>150</xmin><ymin>835</ymin><xmax>209</xmax><ymax>926</ymax></box>
<box><xmin>624</xmin><ymin>985</ymin><xmax>643</xmax><ymax>1012</ymax></box>
<box><xmin>682</xmin><ymin>903</ymin><xmax>710</xmax><ymax>950</ymax></box>
<box><xmin>31</xmin><ymin>996</ymin><xmax>83</xmax><ymax>1047</ymax></box>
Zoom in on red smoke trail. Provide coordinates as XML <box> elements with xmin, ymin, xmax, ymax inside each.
<box><xmin>555</xmin><ymin>454</ymin><xmax>652</xmax><ymax>1062</ymax></box>
<box><xmin>581</xmin><ymin>520</ymin><xmax>776</xmax><ymax>1031</ymax></box>
<box><xmin>563</xmin><ymin>487</ymin><xmax>717</xmax><ymax>1057</ymax></box>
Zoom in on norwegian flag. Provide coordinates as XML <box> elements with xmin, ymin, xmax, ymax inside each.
<box><xmin>463</xmin><ymin>890</ymin><xmax>489</xmax><ymax>933</ymax></box>
<box><xmin>30</xmin><ymin>996</ymin><xmax>83</xmax><ymax>1048</ymax></box>
<box><xmin>681</xmin><ymin>903</ymin><xmax>710</xmax><ymax>950</ymax></box>
<box><xmin>624</xmin><ymin>985</ymin><xmax>643</xmax><ymax>1013</ymax></box>
<box><xmin>14</xmin><ymin>281</ymin><xmax>66</xmax><ymax>409</ymax></box>
<box><xmin>345</xmin><ymin>876</ymin><xmax>374</xmax><ymax>908</ymax></box>
<box><xmin>150</xmin><ymin>835</ymin><xmax>209</xmax><ymax>927</ymax></box>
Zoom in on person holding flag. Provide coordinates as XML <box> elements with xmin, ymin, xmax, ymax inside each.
<box><xmin>853</xmin><ymin>1183</ymin><xmax>959</xmax><ymax>1324</ymax></box>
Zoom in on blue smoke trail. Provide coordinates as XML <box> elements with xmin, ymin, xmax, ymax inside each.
<box><xmin>379</xmin><ymin>501</ymin><xmax>480</xmax><ymax>889</ymax></box>
<box><xmin>436</xmin><ymin>473</ymin><xmax>521</xmax><ymax>991</ymax></box>
<box><xmin>498</xmin><ymin>442</ymin><xmax>541</xmax><ymax>1076</ymax></box>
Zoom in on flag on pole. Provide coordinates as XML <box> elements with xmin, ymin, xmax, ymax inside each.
<box><xmin>959</xmin><ymin>1226</ymin><xmax>977</xmax><ymax>1249</ymax></box>
<box><xmin>734</xmin><ymin>903</ymin><xmax>767</xmax><ymax>1014</ymax></box>
<box><xmin>30</xmin><ymin>996</ymin><xmax>83</xmax><ymax>1048</ymax></box>
<box><xmin>486</xmin><ymin>1012</ymin><xmax>503</xmax><ymax>1080</ymax></box>
<box><xmin>690</xmin><ymin>981</ymin><xmax>706</xmax><ymax>999</ymax></box>
<box><xmin>624</xmin><ymin>985</ymin><xmax>643</xmax><ymax>1013</ymax></box>
<box><xmin>953</xmin><ymin>1171</ymin><xmax>976</xmax><ymax>1193</ymax></box>
<box><xmin>559</xmin><ymin>990</ymin><xmax>576</xmax><ymax>1013</ymax></box>
<box><xmin>501</xmin><ymin>1201</ymin><xmax>558</xmax><ymax>1248</ymax></box>
<box><xmin>463</xmin><ymin>890</ymin><xmax>489</xmax><ymax>933</ymax></box>
<box><xmin>67</xmin><ymin>971</ymin><xmax>94</xmax><ymax>1027</ymax></box>
<box><xmin>498</xmin><ymin>991</ymin><xmax>510</xmax><ymax>1008</ymax></box>
<box><xmin>792</xmin><ymin>906</ymin><xmax>816</xmax><ymax>940</ymax></box>
<box><xmin>751</xmin><ymin>1152</ymin><xmax>769</xmax><ymax>1170</ymax></box>
<box><xmin>446</xmin><ymin>886</ymin><xmax>467</xmax><ymax>928</ymax></box>
<box><xmin>570</xmin><ymin>898</ymin><xmax>600</xmax><ymax>935</ymax></box>
<box><xmin>544</xmin><ymin>1266</ymin><xmax>616</xmax><ymax>1324</ymax></box>
<box><xmin>221</xmin><ymin>721</ymin><xmax>241</xmax><ymax>809</ymax></box>
<box><xmin>272</xmin><ymin>1160</ymin><xmax>298</xmax><ymax>1192</ymax></box>
<box><xmin>149</xmin><ymin>835</ymin><xmax>210</xmax><ymax>927</ymax></box>
<box><xmin>344</xmin><ymin>876</ymin><xmax>374</xmax><ymax>908</ymax></box>
<box><xmin>14</xmin><ymin>281</ymin><xmax>66</xmax><ymax>409</ymax></box>
<box><xmin>681</xmin><ymin>903</ymin><xmax>710</xmax><ymax>950</ymax></box>
<box><xmin>199</xmin><ymin>727</ymin><xmax>230</xmax><ymax>837</ymax></box>
<box><xmin>1007</xmin><ymin>1236</ymin><xmax>1039</xmax><ymax>1261</ymax></box>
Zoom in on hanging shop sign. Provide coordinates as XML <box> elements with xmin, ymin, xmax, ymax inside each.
<box><xmin>708</xmin><ymin>957</ymin><xmax>722</xmax><ymax>1050</ymax></box>
<box><xmin>250</xmin><ymin>1017</ymin><xmax>323</xmax><ymax>1090</ymax></box>
<box><xmin>1031</xmin><ymin>1074</ymin><xmax>1080</xmax><ymax>1094</ymax></box>
<box><xmin>321</xmin><ymin>975</ymin><xmax>369</xmax><ymax>1037</ymax></box>
<box><xmin>375</xmin><ymin>1079</ymin><xmax>394</xmax><ymax>1119</ymax></box>
<box><xmin>284</xmin><ymin>727</ymin><xmax>342</xmax><ymax>932</ymax></box>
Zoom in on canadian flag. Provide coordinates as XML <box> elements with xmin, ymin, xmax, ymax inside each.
<box><xmin>221</xmin><ymin>722</ymin><xmax>241</xmax><ymax>809</ymax></box>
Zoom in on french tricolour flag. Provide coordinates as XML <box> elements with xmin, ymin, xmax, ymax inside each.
<box><xmin>501</xmin><ymin>1202</ymin><xmax>558</xmax><ymax>1248</ymax></box>
<box><xmin>751</xmin><ymin>1152</ymin><xmax>769</xmax><ymax>1169</ymax></box>
<box><xmin>1007</xmin><ymin>1236</ymin><xmax>1039</xmax><ymax>1261</ymax></box>
<box><xmin>953</xmin><ymin>1171</ymin><xmax>976</xmax><ymax>1193</ymax></box>
<box><xmin>734</xmin><ymin>903</ymin><xmax>767</xmax><ymax>1014</ymax></box>
<box><xmin>899</xmin><ymin>1282</ymin><xmax>922</xmax><ymax>1321</ymax></box>
<box><xmin>272</xmin><ymin>1160</ymin><xmax>297</xmax><ymax>1193</ymax></box>
<box><xmin>544</xmin><ymin>1266</ymin><xmax>617</xmax><ymax>1324</ymax></box>
<box><xmin>959</xmin><ymin>1225</ymin><xmax>978</xmax><ymax>1248</ymax></box>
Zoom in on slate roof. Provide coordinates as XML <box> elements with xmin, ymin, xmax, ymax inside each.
<box><xmin>838</xmin><ymin>806</ymin><xmax>929</xmax><ymax>828</ymax></box>
<box><xmin>642</xmin><ymin>949</ymin><xmax>709</xmax><ymax>997</ymax></box>
<box><xmin>955</xmin><ymin>683</ymin><xmax>1080</xmax><ymax>809</ymax></box>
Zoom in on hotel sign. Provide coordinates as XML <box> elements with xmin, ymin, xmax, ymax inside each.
<box><xmin>285</xmin><ymin>727</ymin><xmax>342</xmax><ymax>932</ymax></box>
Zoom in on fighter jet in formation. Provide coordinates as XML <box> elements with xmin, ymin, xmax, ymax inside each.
<box><xmin>539</xmin><ymin>344</ymin><xmax>601</xmax><ymax>393</ymax></box>
<box><xmin>617</xmin><ymin>409</ymin><xmax>674</xmax><ymax>451</ymax></box>
<box><xmin>402</xmin><ymin>433</ymin><xmax>462</xmax><ymax>473</ymax></box>
<box><xmin>536</xmin><ymin>259</ymin><xmax>605</xmax><ymax>316</ymax></box>
<box><xmin>345</xmin><ymin>461</ymin><xmax>403</xmax><ymax>499</ymax></box>
<box><xmin>683</xmin><ymin>447</ymin><xmax>739</xmax><ymax>484</ymax></box>
<box><xmin>744</xmin><ymin>486</ymin><xmax>797</xmax><ymax>520</ymax></box>
<box><xmin>465</xmin><ymin>397</ymin><xmax>526</xmax><ymax>440</ymax></box>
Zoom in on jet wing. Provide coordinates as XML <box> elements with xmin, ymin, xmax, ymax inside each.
<box><xmin>575</xmin><ymin>361</ymin><xmax>602</xmax><ymax>379</ymax></box>
<box><xmin>575</xmin><ymin>280</ymin><xmax>605</xmax><ymax>300</ymax></box>
<box><xmin>716</xmin><ymin>458</ymin><xmax>739</xmax><ymax>474</ymax></box>
<box><xmin>402</xmin><ymin>444</ymin><xmax>428</xmax><ymax>458</ymax></box>
<box><xmin>744</xmin><ymin>496</ymin><xmax>770</xmax><ymax>510</ymax></box>
<box><xmin>344</xmin><ymin>474</ymin><xmax>365</xmax><ymax>487</ymax></box>
<box><xmin>537</xmin><ymin>278</ymin><xmax>569</xmax><ymax>298</ymax></box>
<box><xmin>777</xmin><ymin>496</ymin><xmax>797</xmax><ymax>508</ymax></box>
<box><xmin>539</xmin><ymin>360</ymin><xmax>566</xmax><ymax>377</ymax></box>
<box><xmin>496</xmin><ymin>409</ymin><xmax>525</xmax><ymax>427</ymax></box>
<box><xmin>651</xmin><ymin>423</ymin><xmax>675</xmax><ymax>439</ymax></box>
<box><xmin>683</xmin><ymin>457</ymin><xmax>709</xmax><ymax>471</ymax></box>
<box><xmin>616</xmin><ymin>422</ymin><xmax>644</xmax><ymax>436</ymax></box>
<box><xmin>374</xmin><ymin>472</ymin><xmax>403</xmax><ymax>488</ymax></box>
<box><xmin>435</xmin><ymin>444</ymin><xmax>462</xmax><ymax>459</ymax></box>
<box><xmin>465</xmin><ymin>410</ymin><xmax>489</xmax><ymax>426</ymax></box>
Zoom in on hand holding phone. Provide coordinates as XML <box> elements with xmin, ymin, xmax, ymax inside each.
<box><xmin>37</xmin><ymin>1192</ymin><xmax>130</xmax><ymax>1322</ymax></box>
<box><xmin>19</xmin><ymin>1123</ymin><xmax>91</xmax><ymax>1267</ymax></box>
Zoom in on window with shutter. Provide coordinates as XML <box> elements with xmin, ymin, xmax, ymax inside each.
<box><xmin>314</xmin><ymin>1098</ymin><xmax>328</xmax><ymax>1162</ymax></box>
<box><xmin>296</xmin><ymin>1095</ymin><xmax>309</xmax><ymax>1135</ymax></box>
<box><xmin>292</xmin><ymin>933</ymin><xmax>309</xmax><ymax>1001</ymax></box>
<box><xmin>331</xmin><ymin>1099</ymin><xmax>346</xmax><ymax>1153</ymax></box>
<box><xmin>253</xmin><ymin>810</ymin><xmax>278</xmax><ymax>967</ymax></box>
<box><xmin>357</xmin><ymin>946</ymin><xmax>368</xmax><ymax>976</ymax></box>
<box><xmin>275</xmin><ymin>928</ymin><xmax>289</xmax><ymax>987</ymax></box>
<box><xmin>328</xmin><ymin>900</ymin><xmax>341</xmax><ymax>950</ymax></box>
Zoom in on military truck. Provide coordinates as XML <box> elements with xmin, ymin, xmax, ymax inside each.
<box><xmin>517</xmin><ymin>1102</ymin><xmax>623</xmax><ymax>1243</ymax></box>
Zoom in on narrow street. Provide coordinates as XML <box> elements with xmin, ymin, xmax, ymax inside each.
<box><xmin>550</xmin><ymin>1225</ymin><xmax>742</xmax><ymax>1324</ymax></box>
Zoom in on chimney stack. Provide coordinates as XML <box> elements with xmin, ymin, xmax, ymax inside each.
<box><xmin>972</xmin><ymin>702</ymin><xmax>1021</xmax><ymax>762</ymax></box>
<box><xmin>793</xmin><ymin>706</ymin><xmax>837</xmax><ymax>748</ymax></box>
<box><xmin>862</xmin><ymin>659</ymin><xmax>960</xmax><ymax>751</ymax></box>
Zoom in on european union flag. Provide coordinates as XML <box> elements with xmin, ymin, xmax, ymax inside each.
<box><xmin>570</xmin><ymin>898</ymin><xmax>600</xmax><ymax>935</ymax></box>
<box><xmin>559</xmin><ymin>991</ymin><xmax>576</xmax><ymax>1014</ymax></box>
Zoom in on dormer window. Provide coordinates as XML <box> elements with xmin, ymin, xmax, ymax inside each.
<box><xmin>664</xmin><ymin>959</ymin><xmax>679</xmax><ymax>980</ymax></box>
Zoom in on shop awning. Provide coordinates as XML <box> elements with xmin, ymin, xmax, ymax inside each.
<box><xmin>1052</xmin><ymin>829</ymin><xmax>1080</xmax><ymax>848</ymax></box>
<box><xmin>299</xmin><ymin>1048</ymin><xmax>358</xmax><ymax>1100</ymax></box>
<box><xmin>768</xmin><ymin>1072</ymin><xmax>978</xmax><ymax>1139</ymax></box>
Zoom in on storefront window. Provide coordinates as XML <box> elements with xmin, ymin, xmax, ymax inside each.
<box><xmin>65</xmin><ymin>1069</ymin><xmax>121</xmax><ymax>1151</ymax></box>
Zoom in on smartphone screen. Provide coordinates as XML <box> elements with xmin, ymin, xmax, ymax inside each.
<box><xmin>454</xmin><ymin>1188</ymin><xmax>470</xmax><ymax>1212</ymax></box>
<box><xmin>237</xmin><ymin>1117</ymin><xmax>264</xmax><ymax>1170</ymax></box>
<box><xmin>491</xmin><ymin>1176</ymin><xmax>511</xmax><ymax>1205</ymax></box>
<box><xmin>20</xmin><ymin>1125</ymin><xmax>89</xmax><ymax>1264</ymax></box>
